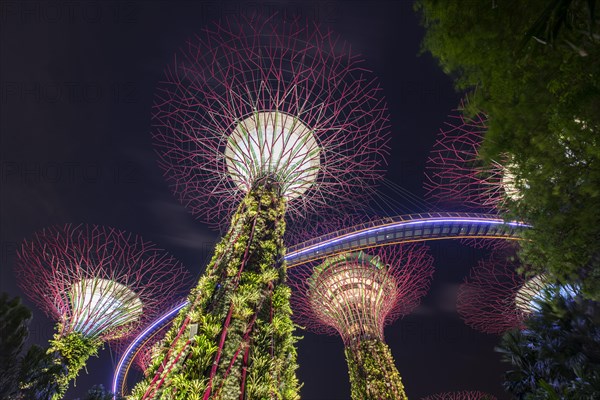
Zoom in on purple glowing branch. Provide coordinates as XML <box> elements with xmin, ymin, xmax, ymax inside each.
<box><xmin>16</xmin><ymin>224</ymin><xmax>191</xmax><ymax>342</ymax></box>
<box><xmin>459</xmin><ymin>237</ymin><xmax>517</xmax><ymax>251</ymax></box>
<box><xmin>457</xmin><ymin>249</ymin><xmax>541</xmax><ymax>334</ymax></box>
<box><xmin>284</xmin><ymin>212</ymin><xmax>376</xmax><ymax>247</ymax></box>
<box><xmin>153</xmin><ymin>15</ymin><xmax>389</xmax><ymax>225</ymax></box>
<box><xmin>424</xmin><ymin>110</ymin><xmax>509</xmax><ymax>213</ymax></box>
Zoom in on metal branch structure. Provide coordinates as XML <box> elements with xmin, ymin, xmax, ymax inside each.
<box><xmin>153</xmin><ymin>16</ymin><xmax>388</xmax><ymax>225</ymax></box>
<box><xmin>424</xmin><ymin>111</ymin><xmax>518</xmax><ymax>213</ymax></box>
<box><xmin>284</xmin><ymin>212</ymin><xmax>375</xmax><ymax>247</ymax></box>
<box><xmin>457</xmin><ymin>251</ymin><xmax>546</xmax><ymax>334</ymax></box>
<box><xmin>15</xmin><ymin>224</ymin><xmax>190</xmax><ymax>399</ymax></box>
<box><xmin>133</xmin><ymin>15</ymin><xmax>389</xmax><ymax>400</ymax></box>
<box><xmin>134</xmin><ymin>332</ymin><xmax>165</xmax><ymax>376</ymax></box>
<box><xmin>290</xmin><ymin>245</ymin><xmax>434</xmax><ymax>400</ymax></box>
<box><xmin>421</xmin><ymin>391</ymin><xmax>498</xmax><ymax>400</ymax></box>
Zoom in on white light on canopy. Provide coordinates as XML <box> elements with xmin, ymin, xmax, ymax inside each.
<box><xmin>515</xmin><ymin>275</ymin><xmax>578</xmax><ymax>313</ymax></box>
<box><xmin>515</xmin><ymin>275</ymin><xmax>546</xmax><ymax>313</ymax></box>
<box><xmin>68</xmin><ymin>278</ymin><xmax>143</xmax><ymax>339</ymax></box>
<box><xmin>501</xmin><ymin>165</ymin><xmax>523</xmax><ymax>201</ymax></box>
<box><xmin>225</xmin><ymin>111</ymin><xmax>320</xmax><ymax>199</ymax></box>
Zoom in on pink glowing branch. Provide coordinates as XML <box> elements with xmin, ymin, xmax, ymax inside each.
<box><xmin>153</xmin><ymin>15</ymin><xmax>389</xmax><ymax>226</ymax></box>
<box><xmin>424</xmin><ymin>111</ymin><xmax>508</xmax><ymax>213</ymax></box>
<box><xmin>284</xmin><ymin>212</ymin><xmax>376</xmax><ymax>247</ymax></box>
<box><xmin>457</xmin><ymin>248</ymin><xmax>540</xmax><ymax>334</ymax></box>
<box><xmin>289</xmin><ymin>244</ymin><xmax>434</xmax><ymax>343</ymax></box>
<box><xmin>16</xmin><ymin>224</ymin><xmax>191</xmax><ymax>342</ymax></box>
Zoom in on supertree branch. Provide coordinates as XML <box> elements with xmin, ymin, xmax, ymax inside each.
<box><xmin>458</xmin><ymin>237</ymin><xmax>517</xmax><ymax>252</ymax></box>
<box><xmin>283</xmin><ymin>212</ymin><xmax>375</xmax><ymax>247</ymax></box>
<box><xmin>290</xmin><ymin>245</ymin><xmax>434</xmax><ymax>400</ymax></box>
<box><xmin>456</xmin><ymin>250</ymin><xmax>546</xmax><ymax>335</ymax></box>
<box><xmin>15</xmin><ymin>224</ymin><xmax>190</xmax><ymax>399</ymax></box>
<box><xmin>153</xmin><ymin>15</ymin><xmax>389</xmax><ymax>226</ymax></box>
<box><xmin>421</xmin><ymin>391</ymin><xmax>498</xmax><ymax>400</ymax></box>
<box><xmin>424</xmin><ymin>111</ymin><xmax>515</xmax><ymax>213</ymax></box>
<box><xmin>132</xmin><ymin>178</ymin><xmax>300</xmax><ymax>400</ymax></box>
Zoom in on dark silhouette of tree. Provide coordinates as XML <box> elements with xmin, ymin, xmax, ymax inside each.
<box><xmin>18</xmin><ymin>345</ymin><xmax>63</xmax><ymax>400</ymax></box>
<box><xmin>522</xmin><ymin>0</ymin><xmax>598</xmax><ymax>55</ymax></box>
<box><xmin>415</xmin><ymin>0</ymin><xmax>600</xmax><ymax>301</ymax></box>
<box><xmin>0</xmin><ymin>293</ymin><xmax>31</xmax><ymax>398</ymax></box>
<box><xmin>496</xmin><ymin>290</ymin><xmax>600</xmax><ymax>399</ymax></box>
<box><xmin>1</xmin><ymin>292</ymin><xmax>65</xmax><ymax>399</ymax></box>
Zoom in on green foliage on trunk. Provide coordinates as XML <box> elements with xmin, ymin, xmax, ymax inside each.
<box><xmin>131</xmin><ymin>179</ymin><xmax>300</xmax><ymax>399</ymax></box>
<box><xmin>496</xmin><ymin>291</ymin><xmax>600</xmax><ymax>399</ymax></box>
<box><xmin>16</xmin><ymin>326</ymin><xmax>100</xmax><ymax>399</ymax></box>
<box><xmin>345</xmin><ymin>338</ymin><xmax>407</xmax><ymax>400</ymax></box>
<box><xmin>415</xmin><ymin>0</ymin><xmax>600</xmax><ymax>300</ymax></box>
<box><xmin>47</xmin><ymin>328</ymin><xmax>102</xmax><ymax>400</ymax></box>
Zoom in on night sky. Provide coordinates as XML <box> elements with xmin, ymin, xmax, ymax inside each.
<box><xmin>1</xmin><ymin>1</ymin><xmax>509</xmax><ymax>399</ymax></box>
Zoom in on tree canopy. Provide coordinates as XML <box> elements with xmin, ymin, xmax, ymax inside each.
<box><xmin>415</xmin><ymin>0</ymin><xmax>600</xmax><ymax>299</ymax></box>
<box><xmin>0</xmin><ymin>292</ymin><xmax>120</xmax><ymax>400</ymax></box>
<box><xmin>0</xmin><ymin>293</ymin><xmax>31</xmax><ymax>398</ymax></box>
<box><xmin>496</xmin><ymin>290</ymin><xmax>600</xmax><ymax>398</ymax></box>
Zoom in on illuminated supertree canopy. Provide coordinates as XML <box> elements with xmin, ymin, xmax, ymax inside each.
<box><xmin>133</xmin><ymin>15</ymin><xmax>389</xmax><ymax>400</ymax></box>
<box><xmin>421</xmin><ymin>390</ymin><xmax>498</xmax><ymax>400</ymax></box>
<box><xmin>15</xmin><ymin>224</ymin><xmax>190</xmax><ymax>399</ymax></box>
<box><xmin>424</xmin><ymin>110</ymin><xmax>520</xmax><ymax>213</ymax></box>
<box><xmin>291</xmin><ymin>244</ymin><xmax>434</xmax><ymax>400</ymax></box>
<box><xmin>153</xmin><ymin>15</ymin><xmax>389</xmax><ymax>224</ymax></box>
<box><xmin>456</xmin><ymin>250</ymin><xmax>571</xmax><ymax>334</ymax></box>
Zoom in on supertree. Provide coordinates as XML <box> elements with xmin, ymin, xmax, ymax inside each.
<box><xmin>113</xmin><ymin>304</ymin><xmax>180</xmax><ymax>385</ymax></box>
<box><xmin>456</xmin><ymin>250</ymin><xmax>570</xmax><ymax>334</ymax></box>
<box><xmin>133</xmin><ymin>15</ymin><xmax>388</xmax><ymax>400</ymax></box>
<box><xmin>424</xmin><ymin>110</ymin><xmax>521</xmax><ymax>213</ymax></box>
<box><xmin>421</xmin><ymin>391</ymin><xmax>497</xmax><ymax>400</ymax></box>
<box><xmin>15</xmin><ymin>224</ymin><xmax>190</xmax><ymax>399</ymax></box>
<box><xmin>130</xmin><ymin>332</ymin><xmax>165</xmax><ymax>377</ymax></box>
<box><xmin>290</xmin><ymin>245</ymin><xmax>434</xmax><ymax>400</ymax></box>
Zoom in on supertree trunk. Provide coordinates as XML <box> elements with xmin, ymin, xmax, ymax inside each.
<box><xmin>290</xmin><ymin>246</ymin><xmax>433</xmax><ymax>400</ymax></box>
<box><xmin>135</xmin><ymin>177</ymin><xmax>300</xmax><ymax>400</ymax></box>
<box><xmin>345</xmin><ymin>338</ymin><xmax>407</xmax><ymax>400</ymax></box>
